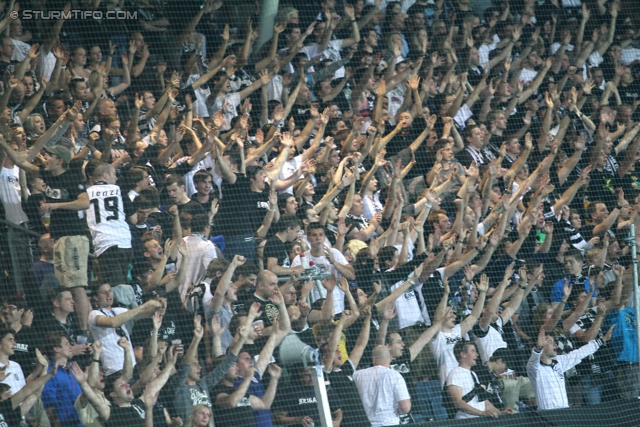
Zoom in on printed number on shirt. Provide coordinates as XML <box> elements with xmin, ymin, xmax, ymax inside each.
<box><xmin>90</xmin><ymin>196</ymin><xmax>120</xmax><ymax>223</ymax></box>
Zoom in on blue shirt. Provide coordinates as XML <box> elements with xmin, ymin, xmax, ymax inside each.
<box><xmin>234</xmin><ymin>371</ymin><xmax>272</xmax><ymax>427</ymax></box>
<box><xmin>42</xmin><ymin>363</ymin><xmax>83</xmax><ymax>427</ymax></box>
<box><xmin>550</xmin><ymin>275</ymin><xmax>595</xmax><ymax>308</ymax></box>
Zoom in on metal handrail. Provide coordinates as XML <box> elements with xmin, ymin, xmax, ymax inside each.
<box><xmin>0</xmin><ymin>218</ymin><xmax>95</xmax><ymax>258</ymax></box>
<box><xmin>0</xmin><ymin>217</ymin><xmax>43</xmax><ymax>238</ymax></box>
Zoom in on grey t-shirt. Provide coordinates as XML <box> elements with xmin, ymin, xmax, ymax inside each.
<box><xmin>171</xmin><ymin>352</ymin><xmax>238</xmax><ymax>421</ymax></box>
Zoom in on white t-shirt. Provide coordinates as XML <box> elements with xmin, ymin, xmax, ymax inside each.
<box><xmin>363</xmin><ymin>193</ymin><xmax>383</xmax><ymax>220</ymax></box>
<box><xmin>474</xmin><ymin>318</ymin><xmax>507</xmax><ymax>364</ymax></box>
<box><xmin>177</xmin><ymin>234</ymin><xmax>218</xmax><ymax>304</ymax></box>
<box><xmin>478</xmin><ymin>43</ymin><xmax>496</xmax><ymax>67</ymax></box>
<box><xmin>302</xmin><ymin>40</ymin><xmax>346</xmax><ymax>79</ymax></box>
<box><xmin>386</xmin><ymin>85</ymin><xmax>405</xmax><ymax>126</ymax></box>
<box><xmin>37</xmin><ymin>49</ymin><xmax>57</xmax><ymax>82</ymax></box>
<box><xmin>11</xmin><ymin>39</ymin><xmax>30</xmax><ymax>62</ymax></box>
<box><xmin>88</xmin><ymin>307</ymin><xmax>137</xmax><ymax>376</ymax></box>
<box><xmin>0</xmin><ymin>165</ymin><xmax>28</xmax><ymax>224</ymax></box>
<box><xmin>446</xmin><ymin>366</ymin><xmax>485</xmax><ymax>419</ymax></box>
<box><xmin>0</xmin><ymin>360</ymin><xmax>25</xmax><ymax>395</ymax></box>
<box><xmin>278</xmin><ymin>155</ymin><xmax>303</xmax><ymax>195</ymax></box>
<box><xmin>621</xmin><ymin>47</ymin><xmax>640</xmax><ymax>65</ymax></box>
<box><xmin>519</xmin><ymin>68</ymin><xmax>538</xmax><ymax>83</ymax></box>
<box><xmin>185</xmin><ymin>73</ymin><xmax>212</xmax><ymax>118</ymax></box>
<box><xmin>549</xmin><ymin>42</ymin><xmax>574</xmax><ymax>55</ymax></box>
<box><xmin>266</xmin><ymin>74</ymin><xmax>284</xmax><ymax>102</ymax></box>
<box><xmin>207</xmin><ymin>92</ymin><xmax>241</xmax><ymax>131</ymax></box>
<box><xmin>353</xmin><ymin>365</ymin><xmax>410</xmax><ymax>427</ymax></box>
<box><xmin>291</xmin><ymin>248</ymin><xmax>349</xmax><ymax>314</ymax></box>
<box><xmin>182</xmin><ymin>155</ymin><xmax>214</xmax><ymax>198</ymax></box>
<box><xmin>431</xmin><ymin>324</ymin><xmax>465</xmax><ymax>385</ymax></box>
<box><xmin>390</xmin><ymin>273</ymin><xmax>424</xmax><ymax>330</ymax></box>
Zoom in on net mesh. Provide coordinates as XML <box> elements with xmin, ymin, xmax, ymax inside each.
<box><xmin>0</xmin><ymin>0</ymin><xmax>640</xmax><ymax>425</ymax></box>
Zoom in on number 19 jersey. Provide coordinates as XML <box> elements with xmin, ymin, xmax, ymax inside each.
<box><xmin>86</xmin><ymin>183</ymin><xmax>133</xmax><ymax>257</ymax></box>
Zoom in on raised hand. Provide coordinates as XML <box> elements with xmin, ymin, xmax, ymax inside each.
<box><xmin>193</xmin><ymin>315</ymin><xmax>204</xmax><ymax>340</ymax></box>
<box><xmin>117</xmin><ymin>337</ymin><xmax>131</xmax><ymax>350</ymax></box>
<box><xmin>477</xmin><ymin>274</ymin><xmax>489</xmax><ymax>293</ymax></box>
<box><xmin>211</xmin><ymin>315</ymin><xmax>227</xmax><ymax>336</ymax></box>
<box><xmin>70</xmin><ymin>362</ymin><xmax>88</xmax><ymax>385</ymax></box>
<box><xmin>267</xmin><ymin>363</ymin><xmax>282</xmax><ymax>380</ymax></box>
<box><xmin>383</xmin><ymin>304</ymin><xmax>397</xmax><ymax>321</ymax></box>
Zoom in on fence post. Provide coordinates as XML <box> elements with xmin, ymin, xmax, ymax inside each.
<box><xmin>631</xmin><ymin>225</ymin><xmax>640</xmax><ymax>368</ymax></box>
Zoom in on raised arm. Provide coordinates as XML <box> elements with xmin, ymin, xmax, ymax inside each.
<box><xmin>460</xmin><ymin>274</ymin><xmax>488</xmax><ymax>336</ymax></box>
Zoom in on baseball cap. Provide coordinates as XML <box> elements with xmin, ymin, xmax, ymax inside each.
<box><xmin>44</xmin><ymin>145</ymin><xmax>72</xmax><ymax>165</ymax></box>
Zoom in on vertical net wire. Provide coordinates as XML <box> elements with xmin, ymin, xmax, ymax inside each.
<box><xmin>1</xmin><ymin>0</ymin><xmax>640</xmax><ymax>426</ymax></box>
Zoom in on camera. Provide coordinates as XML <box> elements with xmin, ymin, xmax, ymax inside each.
<box><xmin>189</xmin><ymin>283</ymin><xmax>207</xmax><ymax>298</ymax></box>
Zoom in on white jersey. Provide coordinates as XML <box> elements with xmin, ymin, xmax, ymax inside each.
<box><xmin>85</xmin><ymin>183</ymin><xmax>132</xmax><ymax>257</ymax></box>
<box><xmin>527</xmin><ymin>339</ymin><xmax>601</xmax><ymax>410</ymax></box>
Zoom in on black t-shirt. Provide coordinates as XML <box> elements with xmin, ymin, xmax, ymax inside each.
<box><xmin>190</xmin><ymin>193</ymin><xmax>214</xmax><ymax>214</ymax></box>
<box><xmin>390</xmin><ymin>352</ymin><xmax>412</xmax><ymax>384</ymax></box>
<box><xmin>345</xmin><ymin>310</ymin><xmax>379</xmax><ymax>369</ymax></box>
<box><xmin>263</xmin><ymin>236</ymin><xmax>291</xmax><ymax>269</ymax></box>
<box><xmin>178</xmin><ymin>199</ymin><xmax>207</xmax><ymax>217</ymax></box>
<box><xmin>290</xmin><ymin>104</ymin><xmax>311</xmax><ymax>126</ymax></box>
<box><xmin>39</xmin><ymin>313</ymin><xmax>81</xmax><ymax>345</ymax></box>
<box><xmin>95</xmin><ymin>138</ymin><xmax>129</xmax><ymax>164</ymax></box>
<box><xmin>247</xmin><ymin>295</ymin><xmax>280</xmax><ymax>329</ymax></box>
<box><xmin>585</xmin><ymin>168</ymin><xmax>618</xmax><ymax>209</ymax></box>
<box><xmin>10</xmin><ymin>325</ymin><xmax>40</xmax><ymax>376</ymax></box>
<box><xmin>0</xmin><ymin>397</ymin><xmax>22</xmax><ymax>426</ymax></box>
<box><xmin>573</xmin><ymin>308</ymin><xmax>617</xmax><ymax>375</ymax></box>
<box><xmin>274</xmin><ymin>382</ymin><xmax>340</xmax><ymax>423</ymax></box>
<box><xmin>106</xmin><ymin>399</ymin><xmax>147</xmax><ymax>427</ymax></box>
<box><xmin>619</xmin><ymin>82</ymin><xmax>640</xmax><ymax>105</ymax></box>
<box><xmin>211</xmin><ymin>383</ymin><xmax>256</xmax><ymax>427</ymax></box>
<box><xmin>217</xmin><ymin>175</ymin><xmax>271</xmax><ymax>236</ymax></box>
<box><xmin>40</xmin><ymin>167</ymin><xmax>87</xmax><ymax>239</ymax></box>
<box><xmin>0</xmin><ymin>60</ymin><xmax>16</xmax><ymax>77</ymax></box>
<box><xmin>130</xmin><ymin>316</ymin><xmax>179</xmax><ymax>348</ymax></box>
<box><xmin>325</xmin><ymin>361</ymin><xmax>370</xmax><ymax>427</ymax></box>
<box><xmin>21</xmin><ymin>192</ymin><xmax>48</xmax><ymax>235</ymax></box>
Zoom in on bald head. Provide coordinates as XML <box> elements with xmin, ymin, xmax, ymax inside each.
<box><xmin>92</xmin><ymin>162</ymin><xmax>116</xmax><ymax>184</ymax></box>
<box><xmin>372</xmin><ymin>345</ymin><xmax>391</xmax><ymax>366</ymax></box>
<box><xmin>256</xmin><ymin>270</ymin><xmax>278</xmax><ymax>300</ymax></box>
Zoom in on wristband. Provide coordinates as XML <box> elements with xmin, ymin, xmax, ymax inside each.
<box><xmin>92</xmin><ymin>359</ymin><xmax>100</xmax><ymax>363</ymax></box>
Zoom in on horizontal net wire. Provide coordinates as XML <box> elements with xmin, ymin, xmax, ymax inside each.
<box><xmin>1</xmin><ymin>0</ymin><xmax>640</xmax><ymax>426</ymax></box>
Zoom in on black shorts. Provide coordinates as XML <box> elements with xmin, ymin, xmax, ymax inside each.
<box><xmin>97</xmin><ymin>246</ymin><xmax>132</xmax><ymax>286</ymax></box>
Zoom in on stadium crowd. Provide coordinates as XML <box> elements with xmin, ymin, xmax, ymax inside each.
<box><xmin>0</xmin><ymin>0</ymin><xmax>640</xmax><ymax>425</ymax></box>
